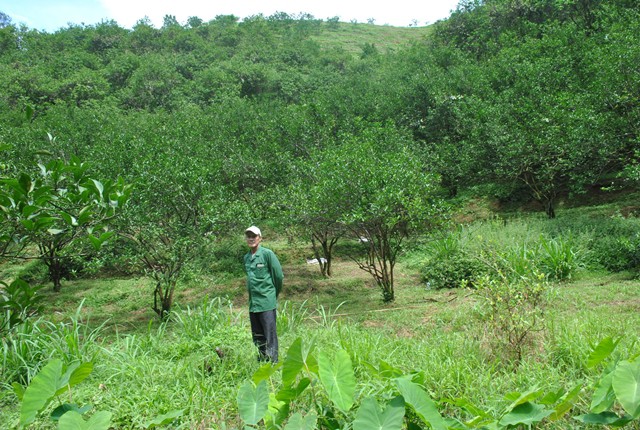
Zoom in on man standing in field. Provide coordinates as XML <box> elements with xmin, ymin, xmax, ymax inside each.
<box><xmin>244</xmin><ymin>226</ymin><xmax>284</xmax><ymax>363</ymax></box>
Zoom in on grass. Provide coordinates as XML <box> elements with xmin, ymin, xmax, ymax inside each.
<box><xmin>312</xmin><ymin>21</ymin><xmax>433</xmax><ymax>56</ymax></box>
<box><xmin>1</xmin><ymin>197</ymin><xmax>640</xmax><ymax>428</ymax></box>
<box><xmin>1</xmin><ymin>277</ymin><xmax>638</xmax><ymax>428</ymax></box>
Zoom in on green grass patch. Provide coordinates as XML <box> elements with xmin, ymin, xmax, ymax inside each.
<box><xmin>2</xmin><ymin>198</ymin><xmax>640</xmax><ymax>428</ymax></box>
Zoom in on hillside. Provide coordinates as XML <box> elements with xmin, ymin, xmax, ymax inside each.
<box><xmin>312</xmin><ymin>21</ymin><xmax>433</xmax><ymax>55</ymax></box>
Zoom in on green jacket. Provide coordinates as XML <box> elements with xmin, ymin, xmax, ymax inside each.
<box><xmin>244</xmin><ymin>246</ymin><xmax>284</xmax><ymax>312</ymax></box>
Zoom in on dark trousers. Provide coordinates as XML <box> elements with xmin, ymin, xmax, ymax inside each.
<box><xmin>249</xmin><ymin>309</ymin><xmax>278</xmax><ymax>363</ymax></box>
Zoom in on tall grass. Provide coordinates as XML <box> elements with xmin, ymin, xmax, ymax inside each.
<box><xmin>1</xmin><ymin>212</ymin><xmax>639</xmax><ymax>428</ymax></box>
<box><xmin>1</xmin><ymin>287</ymin><xmax>638</xmax><ymax>428</ymax></box>
<box><xmin>1</xmin><ymin>301</ymin><xmax>104</xmax><ymax>390</ymax></box>
<box><xmin>414</xmin><ymin>212</ymin><xmax>640</xmax><ymax>290</ymax></box>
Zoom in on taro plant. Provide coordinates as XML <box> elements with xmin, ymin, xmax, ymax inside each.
<box><xmin>574</xmin><ymin>337</ymin><xmax>640</xmax><ymax>427</ymax></box>
<box><xmin>237</xmin><ymin>338</ymin><xmax>452</xmax><ymax>429</ymax></box>
<box><xmin>12</xmin><ymin>358</ymin><xmax>111</xmax><ymax>429</ymax></box>
<box><xmin>446</xmin><ymin>383</ymin><xmax>584</xmax><ymax>429</ymax></box>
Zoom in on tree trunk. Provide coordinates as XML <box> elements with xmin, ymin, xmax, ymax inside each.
<box><xmin>48</xmin><ymin>258</ymin><xmax>63</xmax><ymax>292</ymax></box>
<box><xmin>311</xmin><ymin>233</ymin><xmax>337</xmax><ymax>278</ymax></box>
<box><xmin>544</xmin><ymin>197</ymin><xmax>556</xmax><ymax>219</ymax></box>
<box><xmin>153</xmin><ymin>281</ymin><xmax>174</xmax><ymax>320</ymax></box>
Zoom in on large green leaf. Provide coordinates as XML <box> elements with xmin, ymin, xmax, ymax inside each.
<box><xmin>353</xmin><ymin>396</ymin><xmax>405</xmax><ymax>430</ymax></box>
<box><xmin>395</xmin><ymin>377</ymin><xmax>447</xmax><ymax>430</ymax></box>
<box><xmin>318</xmin><ymin>349</ymin><xmax>355</xmax><ymax>413</ymax></box>
<box><xmin>143</xmin><ymin>409</ymin><xmax>185</xmax><ymax>428</ymax></box>
<box><xmin>20</xmin><ymin>359</ymin><xmax>64</xmax><ymax>427</ymax></box>
<box><xmin>574</xmin><ymin>411</ymin><xmax>633</xmax><ymax>426</ymax></box>
<box><xmin>57</xmin><ymin>410</ymin><xmax>112</xmax><ymax>430</ymax></box>
<box><xmin>56</xmin><ymin>362</ymin><xmax>93</xmax><ymax>397</ymax></box>
<box><xmin>267</xmin><ymin>393</ymin><xmax>290</xmax><ymax>428</ymax></box>
<box><xmin>283</xmin><ymin>411</ymin><xmax>318</xmax><ymax>430</ymax></box>
<box><xmin>252</xmin><ymin>361</ymin><xmax>282</xmax><ymax>385</ymax></box>
<box><xmin>612</xmin><ymin>358</ymin><xmax>640</xmax><ymax>418</ymax></box>
<box><xmin>276</xmin><ymin>377</ymin><xmax>311</xmax><ymax>402</ymax></box>
<box><xmin>587</xmin><ymin>337</ymin><xmax>620</xmax><ymax>369</ymax></box>
<box><xmin>12</xmin><ymin>382</ymin><xmax>25</xmax><ymax>401</ymax></box>
<box><xmin>282</xmin><ymin>337</ymin><xmax>304</xmax><ymax>387</ymax></box>
<box><xmin>51</xmin><ymin>403</ymin><xmax>92</xmax><ymax>421</ymax></box>
<box><xmin>499</xmin><ymin>402</ymin><xmax>553</xmax><ymax>427</ymax></box>
<box><xmin>590</xmin><ymin>371</ymin><xmax>616</xmax><ymax>413</ymax></box>
<box><xmin>503</xmin><ymin>386</ymin><xmax>544</xmax><ymax>411</ymax></box>
<box><xmin>237</xmin><ymin>380</ymin><xmax>269</xmax><ymax>425</ymax></box>
<box><xmin>549</xmin><ymin>383</ymin><xmax>583</xmax><ymax>420</ymax></box>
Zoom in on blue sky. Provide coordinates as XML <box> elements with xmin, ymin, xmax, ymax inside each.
<box><xmin>0</xmin><ymin>0</ymin><xmax>460</xmax><ymax>32</ymax></box>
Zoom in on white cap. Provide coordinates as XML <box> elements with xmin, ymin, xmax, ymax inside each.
<box><xmin>245</xmin><ymin>226</ymin><xmax>261</xmax><ymax>236</ymax></box>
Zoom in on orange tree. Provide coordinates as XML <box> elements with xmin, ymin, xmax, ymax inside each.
<box><xmin>0</xmin><ymin>150</ymin><xmax>131</xmax><ymax>291</ymax></box>
<box><xmin>306</xmin><ymin>122</ymin><xmax>449</xmax><ymax>302</ymax></box>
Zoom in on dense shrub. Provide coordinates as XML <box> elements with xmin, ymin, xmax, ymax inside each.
<box><xmin>589</xmin><ymin>232</ymin><xmax>640</xmax><ymax>272</ymax></box>
<box><xmin>420</xmin><ymin>251</ymin><xmax>486</xmax><ymax>289</ymax></box>
<box><xmin>208</xmin><ymin>237</ymin><xmax>247</xmax><ymax>278</ymax></box>
<box><xmin>93</xmin><ymin>237</ymin><xmax>143</xmax><ymax>276</ymax></box>
<box><xmin>564</xmin><ymin>215</ymin><xmax>640</xmax><ymax>272</ymax></box>
<box><xmin>14</xmin><ymin>260</ymin><xmax>49</xmax><ymax>284</ymax></box>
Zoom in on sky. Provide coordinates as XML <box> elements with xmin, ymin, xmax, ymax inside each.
<box><xmin>1</xmin><ymin>0</ymin><xmax>460</xmax><ymax>33</ymax></box>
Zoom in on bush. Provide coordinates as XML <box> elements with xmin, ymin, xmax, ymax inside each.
<box><xmin>15</xmin><ymin>260</ymin><xmax>49</xmax><ymax>284</ymax></box>
<box><xmin>208</xmin><ymin>237</ymin><xmax>247</xmax><ymax>277</ymax></box>
<box><xmin>0</xmin><ymin>278</ymin><xmax>44</xmax><ymax>335</ymax></box>
<box><xmin>590</xmin><ymin>233</ymin><xmax>640</xmax><ymax>272</ymax></box>
<box><xmin>420</xmin><ymin>251</ymin><xmax>486</xmax><ymax>289</ymax></box>
<box><xmin>474</xmin><ymin>271</ymin><xmax>551</xmax><ymax>365</ymax></box>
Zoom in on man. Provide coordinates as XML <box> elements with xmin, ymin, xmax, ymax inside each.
<box><xmin>243</xmin><ymin>226</ymin><xmax>284</xmax><ymax>363</ymax></box>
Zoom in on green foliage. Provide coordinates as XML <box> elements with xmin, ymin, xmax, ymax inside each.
<box><xmin>395</xmin><ymin>378</ymin><xmax>446</xmax><ymax>429</ymax></box>
<box><xmin>575</xmin><ymin>337</ymin><xmax>640</xmax><ymax>426</ymax></box>
<box><xmin>142</xmin><ymin>409</ymin><xmax>185</xmax><ymax>429</ymax></box>
<box><xmin>57</xmin><ymin>411</ymin><xmax>113</xmax><ymax>430</ymax></box>
<box><xmin>590</xmin><ymin>231</ymin><xmax>640</xmax><ymax>272</ymax></box>
<box><xmin>0</xmin><ymin>153</ymin><xmax>131</xmax><ymax>291</ymax></box>
<box><xmin>305</xmin><ymin>123</ymin><xmax>449</xmax><ymax>302</ymax></box>
<box><xmin>14</xmin><ymin>358</ymin><xmax>108</xmax><ymax>429</ymax></box>
<box><xmin>421</xmin><ymin>251</ymin><xmax>486</xmax><ymax>289</ymax></box>
<box><xmin>1</xmin><ymin>302</ymin><xmax>105</xmax><ymax>388</ymax></box>
<box><xmin>170</xmin><ymin>296</ymin><xmax>238</xmax><ymax>340</ymax></box>
<box><xmin>233</xmin><ymin>335</ymin><xmax>639</xmax><ymax>428</ymax></box>
<box><xmin>419</xmin><ymin>224</ymin><xmax>580</xmax><ymax>289</ymax></box>
<box><xmin>538</xmin><ymin>234</ymin><xmax>580</xmax><ymax>280</ymax></box>
<box><xmin>1</xmin><ymin>5</ymin><xmax>640</xmax><ymax>427</ymax></box>
<box><xmin>318</xmin><ymin>349</ymin><xmax>356</xmax><ymax>413</ymax></box>
<box><xmin>0</xmin><ymin>276</ymin><xmax>638</xmax><ymax>428</ymax></box>
<box><xmin>352</xmin><ymin>396</ymin><xmax>404</xmax><ymax>430</ymax></box>
<box><xmin>0</xmin><ymin>278</ymin><xmax>44</xmax><ymax>334</ymax></box>
<box><xmin>207</xmin><ymin>236</ymin><xmax>247</xmax><ymax>278</ymax></box>
<box><xmin>474</xmin><ymin>270</ymin><xmax>551</xmax><ymax>364</ymax></box>
<box><xmin>237</xmin><ymin>380</ymin><xmax>269</xmax><ymax>426</ymax></box>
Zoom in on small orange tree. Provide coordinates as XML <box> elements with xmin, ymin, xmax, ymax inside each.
<box><xmin>0</xmin><ymin>153</ymin><xmax>131</xmax><ymax>291</ymax></box>
<box><xmin>308</xmin><ymin>123</ymin><xmax>449</xmax><ymax>302</ymax></box>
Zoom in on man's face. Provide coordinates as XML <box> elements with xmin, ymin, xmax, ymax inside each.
<box><xmin>245</xmin><ymin>232</ymin><xmax>261</xmax><ymax>249</ymax></box>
